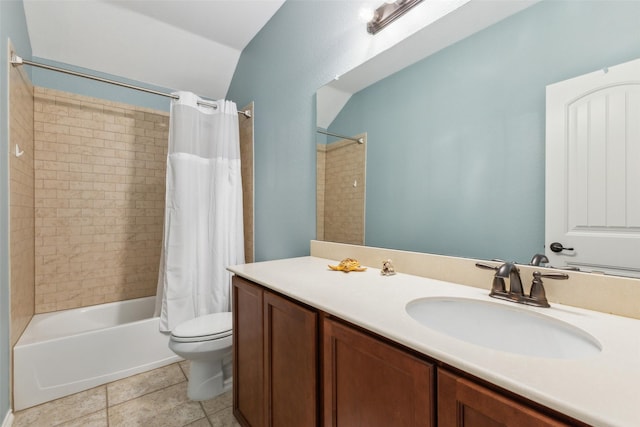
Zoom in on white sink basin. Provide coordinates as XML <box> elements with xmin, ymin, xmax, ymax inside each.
<box><xmin>406</xmin><ymin>297</ymin><xmax>602</xmax><ymax>359</ymax></box>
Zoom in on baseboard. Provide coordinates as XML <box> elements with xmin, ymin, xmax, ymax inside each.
<box><xmin>1</xmin><ymin>410</ymin><xmax>13</xmax><ymax>427</ymax></box>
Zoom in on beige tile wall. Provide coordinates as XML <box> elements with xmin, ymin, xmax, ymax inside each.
<box><xmin>9</xmin><ymin>54</ymin><xmax>35</xmax><ymax>346</ymax></box>
<box><xmin>319</xmin><ymin>135</ymin><xmax>366</xmax><ymax>245</ymax></box>
<box><xmin>33</xmin><ymin>88</ymin><xmax>169</xmax><ymax>313</ymax></box>
<box><xmin>316</xmin><ymin>145</ymin><xmax>326</xmax><ymax>241</ymax></box>
<box><xmin>239</xmin><ymin>102</ymin><xmax>254</xmax><ymax>264</ymax></box>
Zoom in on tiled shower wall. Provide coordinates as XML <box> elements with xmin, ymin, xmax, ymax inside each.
<box><xmin>317</xmin><ymin>135</ymin><xmax>366</xmax><ymax>245</ymax></box>
<box><xmin>239</xmin><ymin>102</ymin><xmax>254</xmax><ymax>264</ymax></box>
<box><xmin>9</xmin><ymin>56</ymin><xmax>35</xmax><ymax>346</ymax></box>
<box><xmin>316</xmin><ymin>145</ymin><xmax>326</xmax><ymax>241</ymax></box>
<box><xmin>33</xmin><ymin>88</ymin><xmax>169</xmax><ymax>313</ymax></box>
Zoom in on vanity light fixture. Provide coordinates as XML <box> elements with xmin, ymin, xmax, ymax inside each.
<box><xmin>367</xmin><ymin>0</ymin><xmax>424</xmax><ymax>34</ymax></box>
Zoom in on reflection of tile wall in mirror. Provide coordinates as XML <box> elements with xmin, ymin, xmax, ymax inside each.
<box><xmin>317</xmin><ymin>134</ymin><xmax>366</xmax><ymax>246</ymax></box>
<box><xmin>316</xmin><ymin>144</ymin><xmax>326</xmax><ymax>241</ymax></box>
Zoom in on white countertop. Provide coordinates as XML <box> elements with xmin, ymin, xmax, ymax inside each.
<box><xmin>228</xmin><ymin>256</ymin><xmax>640</xmax><ymax>427</ymax></box>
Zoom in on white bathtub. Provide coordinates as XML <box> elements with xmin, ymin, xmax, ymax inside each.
<box><xmin>13</xmin><ymin>296</ymin><xmax>181</xmax><ymax>411</ymax></box>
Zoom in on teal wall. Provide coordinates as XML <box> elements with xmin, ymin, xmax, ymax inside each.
<box><xmin>228</xmin><ymin>0</ymin><xmax>396</xmax><ymax>261</ymax></box>
<box><xmin>1</xmin><ymin>0</ymin><xmax>32</xmax><ymax>418</ymax></box>
<box><xmin>230</xmin><ymin>0</ymin><xmax>640</xmax><ymax>263</ymax></box>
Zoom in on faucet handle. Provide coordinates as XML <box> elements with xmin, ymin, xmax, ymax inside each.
<box><xmin>527</xmin><ymin>271</ymin><xmax>569</xmax><ymax>308</ymax></box>
<box><xmin>475</xmin><ymin>262</ymin><xmax>499</xmax><ymax>271</ymax></box>
<box><xmin>536</xmin><ymin>271</ymin><xmax>569</xmax><ymax>280</ymax></box>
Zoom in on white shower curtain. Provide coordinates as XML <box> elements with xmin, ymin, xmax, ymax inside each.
<box><xmin>155</xmin><ymin>91</ymin><xmax>244</xmax><ymax>332</ymax></box>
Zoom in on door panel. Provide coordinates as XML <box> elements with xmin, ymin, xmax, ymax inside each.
<box><xmin>264</xmin><ymin>292</ymin><xmax>318</xmax><ymax>426</ymax></box>
<box><xmin>323</xmin><ymin>318</ymin><xmax>434</xmax><ymax>427</ymax></box>
<box><xmin>233</xmin><ymin>276</ymin><xmax>265</xmax><ymax>427</ymax></box>
<box><xmin>437</xmin><ymin>370</ymin><xmax>569</xmax><ymax>427</ymax></box>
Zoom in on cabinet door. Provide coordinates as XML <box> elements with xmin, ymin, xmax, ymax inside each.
<box><xmin>264</xmin><ymin>291</ymin><xmax>318</xmax><ymax>426</ymax></box>
<box><xmin>323</xmin><ymin>318</ymin><xmax>435</xmax><ymax>427</ymax></box>
<box><xmin>233</xmin><ymin>276</ymin><xmax>264</xmax><ymax>427</ymax></box>
<box><xmin>438</xmin><ymin>369</ymin><xmax>570</xmax><ymax>427</ymax></box>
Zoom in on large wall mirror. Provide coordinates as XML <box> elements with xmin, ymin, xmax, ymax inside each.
<box><xmin>316</xmin><ymin>0</ymin><xmax>640</xmax><ymax>275</ymax></box>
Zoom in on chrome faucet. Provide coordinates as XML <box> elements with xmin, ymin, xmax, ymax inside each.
<box><xmin>475</xmin><ymin>261</ymin><xmax>568</xmax><ymax>308</ymax></box>
<box><xmin>530</xmin><ymin>252</ymin><xmax>581</xmax><ymax>271</ymax></box>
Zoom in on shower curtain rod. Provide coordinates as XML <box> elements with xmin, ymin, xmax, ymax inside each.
<box><xmin>10</xmin><ymin>54</ymin><xmax>252</xmax><ymax>118</ymax></box>
<box><xmin>316</xmin><ymin>128</ymin><xmax>364</xmax><ymax>144</ymax></box>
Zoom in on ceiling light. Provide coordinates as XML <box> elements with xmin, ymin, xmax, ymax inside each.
<box><xmin>359</xmin><ymin>7</ymin><xmax>376</xmax><ymax>23</ymax></box>
<box><xmin>367</xmin><ymin>0</ymin><xmax>424</xmax><ymax>35</ymax></box>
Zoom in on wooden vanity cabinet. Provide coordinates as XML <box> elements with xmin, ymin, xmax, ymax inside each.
<box><xmin>323</xmin><ymin>317</ymin><xmax>435</xmax><ymax>427</ymax></box>
<box><xmin>437</xmin><ymin>370</ymin><xmax>572</xmax><ymax>427</ymax></box>
<box><xmin>234</xmin><ymin>275</ymin><xmax>586</xmax><ymax>427</ymax></box>
<box><xmin>233</xmin><ymin>276</ymin><xmax>318</xmax><ymax>427</ymax></box>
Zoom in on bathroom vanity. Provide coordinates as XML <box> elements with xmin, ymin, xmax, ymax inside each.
<box><xmin>229</xmin><ymin>255</ymin><xmax>640</xmax><ymax>427</ymax></box>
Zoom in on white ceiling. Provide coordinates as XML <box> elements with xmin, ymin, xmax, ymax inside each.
<box><xmin>22</xmin><ymin>0</ymin><xmax>286</xmax><ymax>100</ymax></box>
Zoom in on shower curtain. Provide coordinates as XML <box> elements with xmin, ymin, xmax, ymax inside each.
<box><xmin>156</xmin><ymin>91</ymin><xmax>244</xmax><ymax>332</ymax></box>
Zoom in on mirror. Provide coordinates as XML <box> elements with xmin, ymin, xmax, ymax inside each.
<box><xmin>316</xmin><ymin>0</ymin><xmax>640</xmax><ymax>270</ymax></box>
<box><xmin>316</xmin><ymin>131</ymin><xmax>367</xmax><ymax>245</ymax></box>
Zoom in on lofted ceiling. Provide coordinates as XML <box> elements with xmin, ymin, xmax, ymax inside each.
<box><xmin>23</xmin><ymin>0</ymin><xmax>538</xmax><ymax>103</ymax></box>
<box><xmin>22</xmin><ymin>0</ymin><xmax>286</xmax><ymax>100</ymax></box>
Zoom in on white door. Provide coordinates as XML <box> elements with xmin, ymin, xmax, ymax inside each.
<box><xmin>546</xmin><ymin>58</ymin><xmax>640</xmax><ymax>277</ymax></box>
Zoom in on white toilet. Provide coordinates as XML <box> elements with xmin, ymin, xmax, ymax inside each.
<box><xmin>169</xmin><ymin>312</ymin><xmax>233</xmax><ymax>401</ymax></box>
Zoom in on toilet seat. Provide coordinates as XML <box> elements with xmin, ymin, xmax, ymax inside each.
<box><xmin>170</xmin><ymin>312</ymin><xmax>232</xmax><ymax>343</ymax></box>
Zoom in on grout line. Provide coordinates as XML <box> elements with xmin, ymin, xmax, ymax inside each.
<box><xmin>197</xmin><ymin>402</ymin><xmax>214</xmax><ymax>427</ymax></box>
<box><xmin>178</xmin><ymin>360</ymin><xmax>189</xmax><ymax>379</ymax></box>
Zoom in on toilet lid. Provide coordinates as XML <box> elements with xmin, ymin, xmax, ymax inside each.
<box><xmin>171</xmin><ymin>312</ymin><xmax>232</xmax><ymax>342</ymax></box>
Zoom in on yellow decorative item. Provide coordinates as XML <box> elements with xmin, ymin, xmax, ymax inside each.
<box><xmin>328</xmin><ymin>258</ymin><xmax>367</xmax><ymax>273</ymax></box>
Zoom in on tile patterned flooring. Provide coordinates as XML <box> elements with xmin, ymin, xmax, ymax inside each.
<box><xmin>12</xmin><ymin>361</ymin><xmax>241</xmax><ymax>427</ymax></box>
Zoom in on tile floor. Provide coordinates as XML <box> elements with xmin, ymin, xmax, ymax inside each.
<box><xmin>12</xmin><ymin>361</ymin><xmax>241</xmax><ymax>427</ymax></box>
